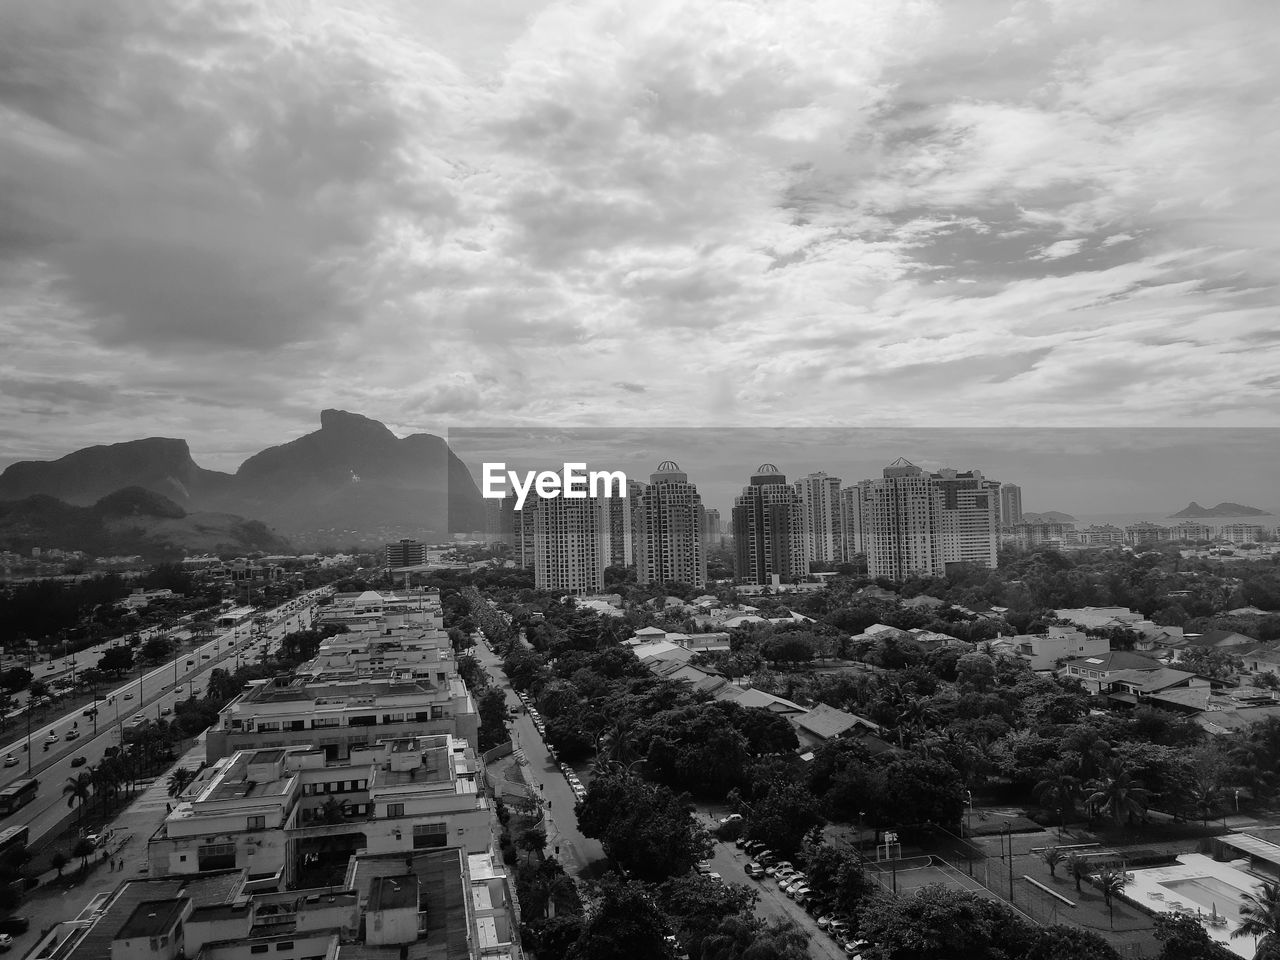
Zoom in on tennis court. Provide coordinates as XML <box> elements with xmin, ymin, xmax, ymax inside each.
<box><xmin>866</xmin><ymin>855</ymin><xmax>992</xmax><ymax>897</ymax></box>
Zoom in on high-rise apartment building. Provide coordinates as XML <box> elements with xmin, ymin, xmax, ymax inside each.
<box><xmin>704</xmin><ymin>508</ymin><xmax>722</xmax><ymax>545</ymax></box>
<box><xmin>999</xmin><ymin>483</ymin><xmax>1024</xmax><ymax>526</ymax></box>
<box><xmin>606</xmin><ymin>479</ymin><xmax>644</xmax><ymax>569</ymax></box>
<box><xmin>385</xmin><ymin>539</ymin><xmax>427</xmax><ymax>568</ymax></box>
<box><xmin>732</xmin><ymin>464</ymin><xmax>807</xmax><ymax>584</ymax></box>
<box><xmin>863</xmin><ymin>459</ymin><xmax>944</xmax><ymax>580</ymax></box>
<box><xmin>795</xmin><ymin>472</ymin><xmax>844</xmax><ymax>564</ymax></box>
<box><xmin>530</xmin><ymin>496</ymin><xmax>611</xmax><ymax>595</ymax></box>
<box><xmin>512</xmin><ymin>503</ymin><xmax>537</xmax><ymax>568</ymax></box>
<box><xmin>839</xmin><ymin>482</ymin><xmax>870</xmax><ymax>559</ymax></box>
<box><xmin>862</xmin><ymin>460</ymin><xmax>999</xmax><ymax>580</ymax></box>
<box><xmin>634</xmin><ymin>461</ymin><xmax>706</xmax><ymax>589</ymax></box>
<box><xmin>933</xmin><ymin>468</ymin><xmax>1000</xmax><ymax>571</ymax></box>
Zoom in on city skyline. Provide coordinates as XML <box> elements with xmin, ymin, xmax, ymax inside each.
<box><xmin>2</xmin><ymin>1</ymin><xmax>1278</xmax><ymax>468</ymax></box>
<box><xmin>448</xmin><ymin>427</ymin><xmax>1280</xmax><ymax>519</ymax></box>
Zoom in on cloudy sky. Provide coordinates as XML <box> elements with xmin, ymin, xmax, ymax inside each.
<box><xmin>1</xmin><ymin>0</ymin><xmax>1277</xmax><ymax>473</ymax></box>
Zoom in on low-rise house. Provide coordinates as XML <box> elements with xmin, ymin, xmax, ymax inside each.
<box><xmin>1059</xmin><ymin>650</ymin><xmax>1165</xmax><ymax>694</ymax></box>
<box><xmin>1008</xmin><ymin>626</ymin><xmax>1108</xmax><ymax>671</ymax></box>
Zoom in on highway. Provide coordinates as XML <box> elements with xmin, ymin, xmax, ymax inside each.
<box><xmin>0</xmin><ymin>589</ymin><xmax>330</xmax><ymax>844</ymax></box>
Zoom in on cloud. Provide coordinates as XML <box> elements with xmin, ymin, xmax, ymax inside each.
<box><xmin>0</xmin><ymin>0</ymin><xmax>1276</xmax><ymax>469</ymax></box>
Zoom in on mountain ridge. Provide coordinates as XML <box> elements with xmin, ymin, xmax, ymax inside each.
<box><xmin>0</xmin><ymin>411</ymin><xmax>486</xmax><ymax>545</ymax></box>
<box><xmin>1169</xmin><ymin>501</ymin><xmax>1271</xmax><ymax>518</ymax></box>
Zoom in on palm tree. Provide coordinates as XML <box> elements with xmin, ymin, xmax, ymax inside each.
<box><xmin>51</xmin><ymin>851</ymin><xmax>69</xmax><ymax>877</ymax></box>
<box><xmin>1041</xmin><ymin>846</ymin><xmax>1064</xmax><ymax>879</ymax></box>
<box><xmin>62</xmin><ymin>772</ymin><xmax>93</xmax><ymax>823</ymax></box>
<box><xmin>1033</xmin><ymin>772</ymin><xmax>1080</xmax><ymax>838</ymax></box>
<box><xmin>167</xmin><ymin>768</ymin><xmax>197</xmax><ymax>799</ymax></box>
<box><xmin>1086</xmin><ymin>759</ymin><xmax>1151</xmax><ymax>826</ymax></box>
<box><xmin>1066</xmin><ymin>852</ymin><xmax>1088</xmax><ymax>893</ymax></box>
<box><xmin>1235</xmin><ymin>879</ymin><xmax>1280</xmax><ymax>958</ymax></box>
<box><xmin>71</xmin><ymin>837</ymin><xmax>96</xmax><ymax>873</ymax></box>
<box><xmin>1095</xmin><ymin>866</ymin><xmax>1128</xmax><ymax>928</ymax></box>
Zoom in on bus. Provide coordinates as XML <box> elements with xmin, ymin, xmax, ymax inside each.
<box><xmin>0</xmin><ymin>779</ymin><xmax>39</xmax><ymax>816</ymax></box>
<box><xmin>0</xmin><ymin>825</ymin><xmax>28</xmax><ymax>859</ymax></box>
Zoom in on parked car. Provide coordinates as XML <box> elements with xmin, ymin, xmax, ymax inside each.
<box><xmin>734</xmin><ymin>836</ymin><xmax>750</xmax><ymax>849</ymax></box>
<box><xmin>0</xmin><ymin>933</ymin><xmax>12</xmax><ymax>951</ymax></box>
<box><xmin>2</xmin><ymin>756</ymin><xmax>17</xmax><ymax>768</ymax></box>
<box><xmin>65</xmin><ymin>729</ymin><xmax>79</xmax><ymax>741</ymax></box>
<box><xmin>766</xmin><ymin>860</ymin><xmax>792</xmax><ymax>877</ymax></box>
<box><xmin>744</xmin><ymin>862</ymin><xmax>763</xmax><ymax>878</ymax></box>
<box><xmin>718</xmin><ymin>813</ymin><xmax>743</xmax><ymax>825</ymax></box>
<box><xmin>70</xmin><ymin>756</ymin><xmax>87</xmax><ymax>767</ymax></box>
<box><xmin>695</xmin><ymin>860</ymin><xmax>713</xmax><ymax>875</ymax></box>
<box><xmin>0</xmin><ymin>918</ymin><xmax>28</xmax><ymax>936</ymax></box>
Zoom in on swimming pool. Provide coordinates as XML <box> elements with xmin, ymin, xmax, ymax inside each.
<box><xmin>1161</xmin><ymin>876</ymin><xmax>1248</xmax><ymax>925</ymax></box>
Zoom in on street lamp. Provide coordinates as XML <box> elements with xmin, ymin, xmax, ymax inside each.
<box><xmin>1235</xmin><ymin>789</ymin><xmax>1241</xmax><ymax>813</ymax></box>
<box><xmin>966</xmin><ymin>790</ymin><xmax>973</xmax><ymax>837</ymax></box>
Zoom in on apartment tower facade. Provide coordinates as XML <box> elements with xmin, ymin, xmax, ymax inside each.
<box><xmin>732</xmin><ymin>464</ymin><xmax>808</xmax><ymax>584</ymax></box>
<box><xmin>634</xmin><ymin>461</ymin><xmax>707</xmax><ymax>589</ymax></box>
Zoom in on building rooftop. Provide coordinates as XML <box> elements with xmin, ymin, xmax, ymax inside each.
<box><xmin>1063</xmin><ymin>650</ymin><xmax>1163</xmax><ymax>672</ymax></box>
<box><xmin>369</xmin><ymin>875</ymin><xmax>419</xmax><ymax>912</ymax></box>
<box><xmin>117</xmin><ymin>898</ymin><xmax>186</xmax><ymax>939</ymax></box>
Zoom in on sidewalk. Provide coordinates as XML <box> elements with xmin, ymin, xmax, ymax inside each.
<box><xmin>12</xmin><ymin>740</ymin><xmax>207</xmax><ymax>959</ymax></box>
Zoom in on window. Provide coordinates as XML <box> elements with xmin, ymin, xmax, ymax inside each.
<box><xmin>276</xmin><ymin>943</ymin><xmax>294</xmax><ymax>951</ymax></box>
<box><xmin>179</xmin><ymin>855</ymin><xmax>187</xmax><ymax>862</ymax></box>
<box><xmin>248</xmin><ymin>816</ymin><xmax>266</xmax><ymax>831</ymax></box>
<box><xmin>430</xmin><ymin>706</ymin><xmax>444</xmax><ymax>720</ymax></box>
<box><xmin>251</xmin><ymin>946</ymin><xmax>269</xmax><ymax>955</ymax></box>
<box><xmin>412</xmin><ymin>822</ymin><xmax>448</xmax><ymax>849</ymax></box>
<box><xmin>387</xmin><ymin>803</ymin><xmax>404</xmax><ymax>818</ymax></box>
<box><xmin>349</xmin><ymin>715</ymin><xmax>376</xmax><ymax>727</ymax></box>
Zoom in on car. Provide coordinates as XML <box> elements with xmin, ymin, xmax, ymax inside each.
<box><xmin>65</xmin><ymin>730</ymin><xmax>79</xmax><ymax>741</ymax></box>
<box><xmin>828</xmin><ymin>921</ymin><xmax>851</xmax><ymax>939</ymax></box>
<box><xmin>123</xmin><ymin>692</ymin><xmax>134</xmax><ymax>700</ymax></box>
<box><xmin>2</xmin><ymin>756</ymin><xmax>16</xmax><ymax>768</ymax></box>
<box><xmin>718</xmin><ymin>813</ymin><xmax>743</xmax><ymax>825</ymax></box>
<box><xmin>791</xmin><ymin>886</ymin><xmax>812</xmax><ymax>903</ymax></box>
<box><xmin>0</xmin><ymin>933</ymin><xmax>12</xmax><ymax>951</ymax></box>
<box><xmin>0</xmin><ymin>919</ymin><xmax>28</xmax><ymax>936</ymax></box>
<box><xmin>161</xmin><ymin>707</ymin><xmax>172</xmax><ymax>716</ymax></box>
<box><xmin>817</xmin><ymin>915</ymin><xmax>834</xmax><ymax>930</ymax></box>
<box><xmin>70</xmin><ymin>756</ymin><xmax>87</xmax><ymax>767</ymax></box>
<box><xmin>187</xmin><ymin>660</ymin><xmax>194</xmax><ymax>666</ymax></box>
<box><xmin>734</xmin><ymin>836</ymin><xmax>750</xmax><ymax>849</ymax></box>
<box><xmin>44</xmin><ymin>733</ymin><xmax>58</xmax><ymax>744</ymax></box>
<box><xmin>744</xmin><ymin>862</ymin><xmax>763</xmax><ymax>878</ymax></box>
<box><xmin>706</xmin><ymin>873</ymin><xmax>723</xmax><ymax>884</ymax></box>
<box><xmin>695</xmin><ymin>860</ymin><xmax>713</xmax><ymax>875</ymax></box>
<box><xmin>132</xmin><ymin>714</ymin><xmax>145</xmax><ymax>723</ymax></box>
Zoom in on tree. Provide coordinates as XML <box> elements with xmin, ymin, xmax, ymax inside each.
<box><xmin>167</xmin><ymin>767</ymin><xmax>197</xmax><ymax>798</ymax></box>
<box><xmin>566</xmin><ymin>874</ymin><xmax>674</xmax><ymax>960</ymax></box>
<box><xmin>655</xmin><ymin>873</ymin><xmax>758</xmax><ymax>959</ymax></box>
<box><xmin>141</xmin><ymin>635</ymin><xmax>174</xmax><ymax>664</ymax></box>
<box><xmin>858</xmin><ymin>884</ymin><xmax>1034</xmax><ymax>960</ymax></box>
<box><xmin>576</xmin><ymin>772</ymin><xmax>712</xmax><ymax>882</ymax></box>
<box><xmin>1235</xmin><ymin>879</ymin><xmax>1280</xmax><ymax>958</ymax></box>
<box><xmin>63</xmin><ymin>772</ymin><xmax>93</xmax><ymax>822</ymax></box>
<box><xmin>1025</xmin><ymin>925</ymin><xmax>1122</xmax><ymax>960</ymax></box>
<box><xmin>98</xmin><ymin>645</ymin><xmax>134</xmax><ymax>676</ymax></box>
<box><xmin>0</xmin><ymin>667</ymin><xmax>32</xmax><ymax>693</ymax></box>
<box><xmin>1066</xmin><ymin>852</ymin><xmax>1088</xmax><ymax>894</ymax></box>
<box><xmin>1094</xmin><ymin>867</ymin><xmax>1128</xmax><ymax>928</ymax></box>
<box><xmin>1041</xmin><ymin>846</ymin><xmax>1063</xmax><ymax>879</ymax></box>
<box><xmin>1033</xmin><ymin>772</ymin><xmax>1079</xmax><ymax>838</ymax></box>
<box><xmin>516</xmin><ymin>826</ymin><xmax>547</xmax><ymax>863</ymax></box>
<box><xmin>1154</xmin><ymin>913</ymin><xmax>1236</xmax><ymax>960</ymax></box>
<box><xmin>1086</xmin><ymin>758</ymin><xmax>1152</xmax><ymax>826</ymax></box>
<box><xmin>51</xmin><ymin>850</ymin><xmax>69</xmax><ymax>877</ymax></box>
<box><xmin>743</xmin><ymin>780</ymin><xmax>824</xmax><ymax>859</ymax></box>
<box><xmin>476</xmin><ymin>687</ymin><xmax>510</xmax><ymax>752</ymax></box>
<box><xmin>72</xmin><ymin>836</ymin><xmax>96</xmax><ymax>872</ymax></box>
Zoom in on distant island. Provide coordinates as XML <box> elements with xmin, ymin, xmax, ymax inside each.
<box><xmin>1022</xmin><ymin>511</ymin><xmax>1076</xmax><ymax>523</ymax></box>
<box><xmin>1169</xmin><ymin>501</ymin><xmax>1272</xmax><ymax>518</ymax></box>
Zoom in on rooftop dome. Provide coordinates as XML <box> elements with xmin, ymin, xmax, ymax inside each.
<box><xmin>656</xmin><ymin>460</ymin><xmax>681</xmax><ymax>472</ymax></box>
<box><xmin>755</xmin><ymin>463</ymin><xmax>780</xmax><ymax>474</ymax></box>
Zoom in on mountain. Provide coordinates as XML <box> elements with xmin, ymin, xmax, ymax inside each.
<box><xmin>0</xmin><ymin>410</ymin><xmax>486</xmax><ymax>545</ymax></box>
<box><xmin>0</xmin><ymin>437</ymin><xmax>232</xmax><ymax>507</ymax></box>
<box><xmin>1169</xmin><ymin>501</ymin><xmax>1272</xmax><ymax>518</ymax></box>
<box><xmin>0</xmin><ymin>487</ymin><xmax>291</xmax><ymax>560</ymax></box>
<box><xmin>1022</xmin><ymin>511</ymin><xmax>1076</xmax><ymax>523</ymax></box>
